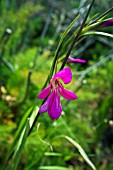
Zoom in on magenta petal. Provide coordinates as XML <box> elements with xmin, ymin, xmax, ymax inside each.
<box><xmin>59</xmin><ymin>83</ymin><xmax>78</xmax><ymax>100</ymax></box>
<box><xmin>48</xmin><ymin>91</ymin><xmax>62</xmax><ymax>120</ymax></box>
<box><xmin>37</xmin><ymin>85</ymin><xmax>50</xmax><ymax>99</ymax></box>
<box><xmin>39</xmin><ymin>91</ymin><xmax>53</xmax><ymax>113</ymax></box>
<box><xmin>52</xmin><ymin>68</ymin><xmax>72</xmax><ymax>84</ymax></box>
<box><xmin>68</xmin><ymin>57</ymin><xmax>86</xmax><ymax>63</ymax></box>
<box><xmin>39</xmin><ymin>98</ymin><xmax>49</xmax><ymax>113</ymax></box>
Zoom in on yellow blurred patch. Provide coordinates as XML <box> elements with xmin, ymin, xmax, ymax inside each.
<box><xmin>0</xmin><ymin>86</ymin><xmax>7</xmax><ymax>94</ymax></box>
<box><xmin>43</xmin><ymin>50</ymin><xmax>51</xmax><ymax>58</ymax></box>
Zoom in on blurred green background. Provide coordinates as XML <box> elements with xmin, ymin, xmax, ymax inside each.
<box><xmin>0</xmin><ymin>0</ymin><xmax>113</xmax><ymax>169</ymax></box>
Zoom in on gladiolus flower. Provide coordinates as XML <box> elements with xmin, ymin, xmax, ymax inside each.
<box><xmin>37</xmin><ymin>68</ymin><xmax>77</xmax><ymax>120</ymax></box>
<box><xmin>67</xmin><ymin>57</ymin><xmax>86</xmax><ymax>63</ymax></box>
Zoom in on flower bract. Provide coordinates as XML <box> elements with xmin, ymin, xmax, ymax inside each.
<box><xmin>98</xmin><ymin>19</ymin><xmax>113</xmax><ymax>28</ymax></box>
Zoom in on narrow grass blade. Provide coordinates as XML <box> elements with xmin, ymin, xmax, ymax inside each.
<box><xmin>11</xmin><ymin>106</ymin><xmax>39</xmax><ymax>170</ymax></box>
<box><xmin>54</xmin><ymin>14</ymin><xmax>80</xmax><ymax>59</ymax></box>
<box><xmin>44</xmin><ymin>152</ymin><xmax>62</xmax><ymax>156</ymax></box>
<box><xmin>65</xmin><ymin>136</ymin><xmax>96</xmax><ymax>170</ymax></box>
<box><xmin>60</xmin><ymin>0</ymin><xmax>96</xmax><ymax>70</ymax></box>
<box><xmin>49</xmin><ymin>14</ymin><xmax>80</xmax><ymax>77</ymax></box>
<box><xmin>12</xmin><ymin>119</ymin><xmax>30</xmax><ymax>170</ymax></box>
<box><xmin>3</xmin><ymin>106</ymin><xmax>34</xmax><ymax>169</ymax></box>
<box><xmin>90</xmin><ymin>7</ymin><xmax>113</xmax><ymax>25</ymax></box>
<box><xmin>83</xmin><ymin>31</ymin><xmax>113</xmax><ymax>38</ymax></box>
<box><xmin>39</xmin><ymin>166</ymin><xmax>69</xmax><ymax>170</ymax></box>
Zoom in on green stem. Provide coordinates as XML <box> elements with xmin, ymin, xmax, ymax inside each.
<box><xmin>89</xmin><ymin>6</ymin><xmax>113</xmax><ymax>25</ymax></box>
<box><xmin>60</xmin><ymin>0</ymin><xmax>95</xmax><ymax>70</ymax></box>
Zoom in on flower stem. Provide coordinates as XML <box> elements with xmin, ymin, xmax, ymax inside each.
<box><xmin>89</xmin><ymin>6</ymin><xmax>113</xmax><ymax>25</ymax></box>
<box><xmin>60</xmin><ymin>0</ymin><xmax>95</xmax><ymax>70</ymax></box>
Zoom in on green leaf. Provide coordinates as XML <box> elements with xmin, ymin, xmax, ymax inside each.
<box><xmin>44</xmin><ymin>152</ymin><xmax>62</xmax><ymax>156</ymax></box>
<box><xmin>65</xmin><ymin>136</ymin><xmax>97</xmax><ymax>170</ymax></box>
<box><xmin>3</xmin><ymin>106</ymin><xmax>34</xmax><ymax>169</ymax></box>
<box><xmin>49</xmin><ymin>14</ymin><xmax>80</xmax><ymax>78</ymax></box>
<box><xmin>11</xmin><ymin>106</ymin><xmax>39</xmax><ymax>170</ymax></box>
<box><xmin>90</xmin><ymin>7</ymin><xmax>113</xmax><ymax>24</ymax></box>
<box><xmin>54</xmin><ymin>14</ymin><xmax>80</xmax><ymax>60</ymax></box>
<box><xmin>39</xmin><ymin>166</ymin><xmax>69</xmax><ymax>170</ymax></box>
<box><xmin>12</xmin><ymin>119</ymin><xmax>30</xmax><ymax>170</ymax></box>
<box><xmin>83</xmin><ymin>31</ymin><xmax>113</xmax><ymax>38</ymax></box>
